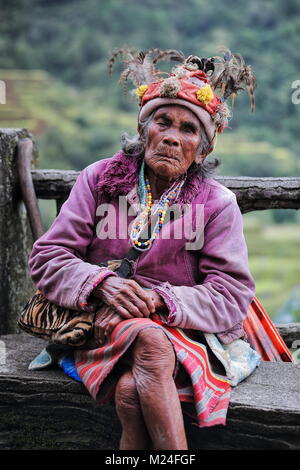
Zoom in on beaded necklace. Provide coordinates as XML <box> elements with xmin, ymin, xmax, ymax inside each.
<box><xmin>130</xmin><ymin>161</ymin><xmax>186</xmax><ymax>251</ymax></box>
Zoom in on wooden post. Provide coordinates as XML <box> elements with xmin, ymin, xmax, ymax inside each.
<box><xmin>0</xmin><ymin>129</ymin><xmax>36</xmax><ymax>334</ymax></box>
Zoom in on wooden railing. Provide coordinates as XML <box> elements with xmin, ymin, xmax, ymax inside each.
<box><xmin>31</xmin><ymin>170</ymin><xmax>300</xmax><ymax>215</ymax></box>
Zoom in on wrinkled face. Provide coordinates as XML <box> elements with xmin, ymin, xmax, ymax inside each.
<box><xmin>143</xmin><ymin>105</ymin><xmax>204</xmax><ymax>181</ymax></box>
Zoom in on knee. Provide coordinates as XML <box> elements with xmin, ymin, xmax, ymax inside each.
<box><xmin>115</xmin><ymin>370</ymin><xmax>139</xmax><ymax>418</ymax></box>
<box><xmin>133</xmin><ymin>328</ymin><xmax>175</xmax><ymax>377</ymax></box>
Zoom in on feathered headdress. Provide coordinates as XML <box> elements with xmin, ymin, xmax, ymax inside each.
<box><xmin>108</xmin><ymin>47</ymin><xmax>256</xmax><ymax>151</ymax></box>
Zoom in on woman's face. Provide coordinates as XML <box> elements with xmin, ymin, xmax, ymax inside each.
<box><xmin>143</xmin><ymin>105</ymin><xmax>205</xmax><ymax>181</ymax></box>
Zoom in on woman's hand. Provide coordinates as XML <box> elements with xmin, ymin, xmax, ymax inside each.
<box><xmin>150</xmin><ymin>290</ymin><xmax>167</xmax><ymax>311</ymax></box>
<box><xmin>93</xmin><ymin>277</ymin><xmax>156</xmax><ymax>319</ymax></box>
<box><xmin>94</xmin><ymin>304</ymin><xmax>124</xmax><ymax>346</ymax></box>
<box><xmin>93</xmin><ymin>290</ymin><xmax>166</xmax><ymax>346</ymax></box>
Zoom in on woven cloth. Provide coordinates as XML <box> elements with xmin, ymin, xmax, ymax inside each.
<box><xmin>74</xmin><ymin>314</ymin><xmax>232</xmax><ymax>428</ymax></box>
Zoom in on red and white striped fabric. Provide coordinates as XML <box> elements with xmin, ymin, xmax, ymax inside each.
<box><xmin>74</xmin><ymin>314</ymin><xmax>232</xmax><ymax>428</ymax></box>
<box><xmin>243</xmin><ymin>297</ymin><xmax>294</xmax><ymax>362</ymax></box>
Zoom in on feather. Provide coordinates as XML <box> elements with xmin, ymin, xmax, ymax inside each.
<box><xmin>152</xmin><ymin>48</ymin><xmax>186</xmax><ymax>65</ymax></box>
<box><xmin>108</xmin><ymin>45</ymin><xmax>256</xmax><ymax>112</ymax></box>
<box><xmin>108</xmin><ymin>47</ymin><xmax>172</xmax><ymax>88</ymax></box>
<box><xmin>108</xmin><ymin>48</ymin><xmax>187</xmax><ymax>89</ymax></box>
<box><xmin>209</xmin><ymin>47</ymin><xmax>256</xmax><ymax>112</ymax></box>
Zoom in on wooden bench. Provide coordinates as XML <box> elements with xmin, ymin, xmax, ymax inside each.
<box><xmin>0</xmin><ymin>333</ymin><xmax>299</xmax><ymax>450</ymax></box>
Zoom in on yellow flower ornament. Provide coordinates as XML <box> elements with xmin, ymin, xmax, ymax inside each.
<box><xmin>135</xmin><ymin>84</ymin><xmax>148</xmax><ymax>100</ymax></box>
<box><xmin>196</xmin><ymin>84</ymin><xmax>214</xmax><ymax>105</ymax></box>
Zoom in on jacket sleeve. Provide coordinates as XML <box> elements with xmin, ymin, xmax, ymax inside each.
<box><xmin>153</xmin><ymin>195</ymin><xmax>256</xmax><ymax>341</ymax></box>
<box><xmin>28</xmin><ymin>165</ymin><xmax>117</xmax><ymax>313</ymax></box>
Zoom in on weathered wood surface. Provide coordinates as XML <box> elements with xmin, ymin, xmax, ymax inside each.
<box><xmin>0</xmin><ymin>334</ymin><xmax>299</xmax><ymax>450</ymax></box>
<box><xmin>31</xmin><ymin>170</ymin><xmax>300</xmax><ymax>213</ymax></box>
<box><xmin>0</xmin><ymin>129</ymin><xmax>36</xmax><ymax>334</ymax></box>
<box><xmin>276</xmin><ymin>323</ymin><xmax>300</xmax><ymax>348</ymax></box>
<box><xmin>31</xmin><ymin>169</ymin><xmax>79</xmax><ymax>199</ymax></box>
<box><xmin>216</xmin><ymin>176</ymin><xmax>300</xmax><ymax>213</ymax></box>
<box><xmin>17</xmin><ymin>138</ymin><xmax>44</xmax><ymax>240</ymax></box>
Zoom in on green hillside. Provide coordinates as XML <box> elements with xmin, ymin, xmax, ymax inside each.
<box><xmin>1</xmin><ymin>0</ymin><xmax>300</xmax><ymax>175</ymax></box>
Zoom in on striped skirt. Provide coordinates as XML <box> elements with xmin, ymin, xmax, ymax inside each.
<box><xmin>74</xmin><ymin>314</ymin><xmax>232</xmax><ymax>428</ymax></box>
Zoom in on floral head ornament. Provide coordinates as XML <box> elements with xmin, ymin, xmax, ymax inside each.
<box><xmin>108</xmin><ymin>47</ymin><xmax>256</xmax><ymax>153</ymax></box>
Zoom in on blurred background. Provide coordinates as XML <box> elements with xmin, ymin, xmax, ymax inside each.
<box><xmin>0</xmin><ymin>0</ymin><xmax>300</xmax><ymax>322</ymax></box>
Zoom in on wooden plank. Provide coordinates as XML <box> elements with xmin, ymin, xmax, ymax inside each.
<box><xmin>31</xmin><ymin>170</ymin><xmax>300</xmax><ymax>213</ymax></box>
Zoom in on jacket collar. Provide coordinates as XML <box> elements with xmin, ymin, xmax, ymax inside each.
<box><xmin>96</xmin><ymin>150</ymin><xmax>204</xmax><ymax>204</ymax></box>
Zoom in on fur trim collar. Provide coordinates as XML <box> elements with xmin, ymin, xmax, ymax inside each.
<box><xmin>95</xmin><ymin>151</ymin><xmax>204</xmax><ymax>204</ymax></box>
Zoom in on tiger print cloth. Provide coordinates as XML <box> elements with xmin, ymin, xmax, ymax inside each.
<box><xmin>18</xmin><ymin>289</ymin><xmax>94</xmax><ymax>347</ymax></box>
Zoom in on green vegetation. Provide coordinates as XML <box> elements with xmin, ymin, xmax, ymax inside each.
<box><xmin>1</xmin><ymin>0</ymin><xmax>300</xmax><ymax>177</ymax></box>
<box><xmin>244</xmin><ymin>212</ymin><xmax>300</xmax><ymax>321</ymax></box>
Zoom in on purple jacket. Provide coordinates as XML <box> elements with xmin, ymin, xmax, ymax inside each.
<box><xmin>29</xmin><ymin>151</ymin><xmax>256</xmax><ymax>344</ymax></box>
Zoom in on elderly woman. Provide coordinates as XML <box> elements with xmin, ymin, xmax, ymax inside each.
<box><xmin>27</xmin><ymin>49</ymin><xmax>263</xmax><ymax>450</ymax></box>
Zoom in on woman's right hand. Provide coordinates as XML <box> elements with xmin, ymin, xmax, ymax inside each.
<box><xmin>93</xmin><ymin>276</ymin><xmax>156</xmax><ymax>319</ymax></box>
<box><xmin>94</xmin><ymin>304</ymin><xmax>124</xmax><ymax>346</ymax></box>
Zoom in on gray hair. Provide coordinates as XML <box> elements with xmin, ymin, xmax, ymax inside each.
<box><xmin>121</xmin><ymin>111</ymin><xmax>220</xmax><ymax>178</ymax></box>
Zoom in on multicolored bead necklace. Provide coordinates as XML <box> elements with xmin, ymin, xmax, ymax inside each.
<box><xmin>130</xmin><ymin>164</ymin><xmax>186</xmax><ymax>251</ymax></box>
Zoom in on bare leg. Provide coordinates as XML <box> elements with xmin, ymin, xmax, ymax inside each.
<box><xmin>115</xmin><ymin>369</ymin><xmax>152</xmax><ymax>450</ymax></box>
<box><xmin>131</xmin><ymin>328</ymin><xmax>188</xmax><ymax>450</ymax></box>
